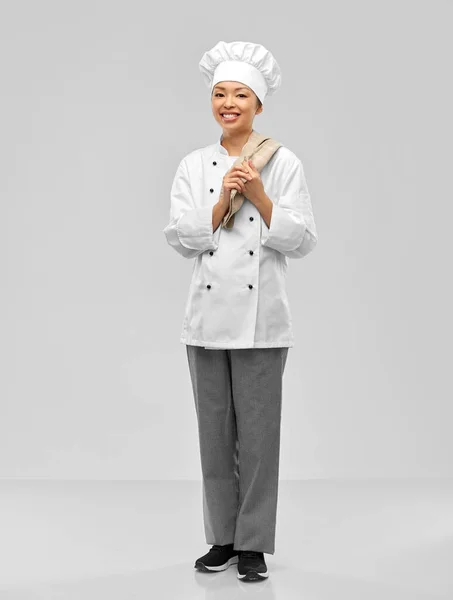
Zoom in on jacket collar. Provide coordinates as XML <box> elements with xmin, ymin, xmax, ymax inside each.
<box><xmin>214</xmin><ymin>134</ymin><xmax>229</xmax><ymax>156</ymax></box>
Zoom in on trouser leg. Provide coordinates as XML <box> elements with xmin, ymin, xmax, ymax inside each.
<box><xmin>185</xmin><ymin>344</ymin><xmax>239</xmax><ymax>545</ymax></box>
<box><xmin>230</xmin><ymin>347</ymin><xmax>289</xmax><ymax>555</ymax></box>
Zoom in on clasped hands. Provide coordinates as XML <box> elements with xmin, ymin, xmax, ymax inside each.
<box><xmin>229</xmin><ymin>159</ymin><xmax>265</xmax><ymax>205</ymax></box>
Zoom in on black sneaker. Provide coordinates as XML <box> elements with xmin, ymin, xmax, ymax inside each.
<box><xmin>237</xmin><ymin>550</ymin><xmax>269</xmax><ymax>581</ymax></box>
<box><xmin>194</xmin><ymin>543</ymin><xmax>240</xmax><ymax>572</ymax></box>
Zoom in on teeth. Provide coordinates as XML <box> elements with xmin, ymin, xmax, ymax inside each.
<box><xmin>222</xmin><ymin>114</ymin><xmax>239</xmax><ymax>119</ymax></box>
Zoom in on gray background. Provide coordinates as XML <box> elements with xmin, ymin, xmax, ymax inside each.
<box><xmin>1</xmin><ymin>0</ymin><xmax>452</xmax><ymax>480</ymax></box>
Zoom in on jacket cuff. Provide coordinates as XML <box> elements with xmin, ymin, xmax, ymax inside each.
<box><xmin>261</xmin><ymin>203</ymin><xmax>306</xmax><ymax>253</ymax></box>
<box><xmin>176</xmin><ymin>205</ymin><xmax>219</xmax><ymax>251</ymax></box>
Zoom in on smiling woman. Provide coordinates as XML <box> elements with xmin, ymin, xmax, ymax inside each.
<box><xmin>163</xmin><ymin>40</ymin><xmax>318</xmax><ymax>583</ymax></box>
<box><xmin>211</xmin><ymin>83</ymin><xmax>263</xmax><ymax>156</ymax></box>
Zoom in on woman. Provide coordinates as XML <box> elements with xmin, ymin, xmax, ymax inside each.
<box><xmin>163</xmin><ymin>40</ymin><xmax>318</xmax><ymax>582</ymax></box>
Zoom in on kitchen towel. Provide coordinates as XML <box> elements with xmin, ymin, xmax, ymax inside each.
<box><xmin>222</xmin><ymin>129</ymin><xmax>282</xmax><ymax>229</ymax></box>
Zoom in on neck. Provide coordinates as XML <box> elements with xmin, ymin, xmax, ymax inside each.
<box><xmin>221</xmin><ymin>129</ymin><xmax>254</xmax><ymax>155</ymax></box>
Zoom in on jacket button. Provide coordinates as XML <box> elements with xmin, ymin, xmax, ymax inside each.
<box><xmin>209</xmin><ymin>251</ymin><xmax>213</xmax><ymax>256</ymax></box>
<box><xmin>209</xmin><ymin>188</ymin><xmax>214</xmax><ymax>193</ymax></box>
<box><xmin>248</xmin><ymin>284</ymin><xmax>253</xmax><ymax>289</ymax></box>
<box><xmin>207</xmin><ymin>284</ymin><xmax>211</xmax><ymax>289</ymax></box>
<box><xmin>249</xmin><ymin>250</ymin><xmax>253</xmax><ymax>255</ymax></box>
<box><xmin>213</xmin><ymin>161</ymin><xmax>217</xmax><ymax>166</ymax></box>
<box><xmin>249</xmin><ymin>216</ymin><xmax>254</xmax><ymax>221</ymax></box>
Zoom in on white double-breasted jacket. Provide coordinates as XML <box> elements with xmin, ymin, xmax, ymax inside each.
<box><xmin>163</xmin><ymin>136</ymin><xmax>318</xmax><ymax>349</ymax></box>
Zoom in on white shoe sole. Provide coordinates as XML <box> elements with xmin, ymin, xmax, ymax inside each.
<box><xmin>237</xmin><ymin>568</ymin><xmax>269</xmax><ymax>581</ymax></box>
<box><xmin>195</xmin><ymin>554</ymin><xmax>239</xmax><ymax>572</ymax></box>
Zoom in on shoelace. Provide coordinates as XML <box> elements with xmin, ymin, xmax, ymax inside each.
<box><xmin>240</xmin><ymin>550</ymin><xmax>263</xmax><ymax>559</ymax></box>
<box><xmin>211</xmin><ymin>544</ymin><xmax>232</xmax><ymax>551</ymax></box>
<box><xmin>211</xmin><ymin>545</ymin><xmax>262</xmax><ymax>559</ymax></box>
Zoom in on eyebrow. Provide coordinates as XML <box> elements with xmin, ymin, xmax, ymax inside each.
<box><xmin>213</xmin><ymin>86</ymin><xmax>249</xmax><ymax>92</ymax></box>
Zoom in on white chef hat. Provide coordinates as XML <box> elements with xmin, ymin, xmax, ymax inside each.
<box><xmin>198</xmin><ymin>40</ymin><xmax>282</xmax><ymax>104</ymax></box>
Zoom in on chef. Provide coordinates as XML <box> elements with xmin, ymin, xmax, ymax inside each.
<box><xmin>163</xmin><ymin>40</ymin><xmax>318</xmax><ymax>582</ymax></box>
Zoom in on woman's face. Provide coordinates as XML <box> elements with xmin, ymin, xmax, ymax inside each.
<box><xmin>211</xmin><ymin>81</ymin><xmax>262</xmax><ymax>133</ymax></box>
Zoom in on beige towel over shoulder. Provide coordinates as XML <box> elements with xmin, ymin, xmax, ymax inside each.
<box><xmin>222</xmin><ymin>129</ymin><xmax>282</xmax><ymax>229</ymax></box>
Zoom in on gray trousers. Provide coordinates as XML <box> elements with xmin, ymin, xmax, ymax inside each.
<box><xmin>185</xmin><ymin>344</ymin><xmax>289</xmax><ymax>555</ymax></box>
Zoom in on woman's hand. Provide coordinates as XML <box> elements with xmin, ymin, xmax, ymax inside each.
<box><xmin>228</xmin><ymin>159</ymin><xmax>265</xmax><ymax>205</ymax></box>
<box><xmin>221</xmin><ymin>163</ymin><xmax>247</xmax><ymax>205</ymax></box>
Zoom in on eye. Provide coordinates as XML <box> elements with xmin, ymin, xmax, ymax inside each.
<box><xmin>214</xmin><ymin>93</ymin><xmax>247</xmax><ymax>98</ymax></box>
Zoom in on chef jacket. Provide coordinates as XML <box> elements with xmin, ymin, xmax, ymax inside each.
<box><xmin>163</xmin><ymin>136</ymin><xmax>318</xmax><ymax>350</ymax></box>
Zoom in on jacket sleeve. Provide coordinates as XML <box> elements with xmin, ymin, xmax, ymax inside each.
<box><xmin>163</xmin><ymin>158</ymin><xmax>220</xmax><ymax>259</ymax></box>
<box><xmin>260</xmin><ymin>156</ymin><xmax>318</xmax><ymax>259</ymax></box>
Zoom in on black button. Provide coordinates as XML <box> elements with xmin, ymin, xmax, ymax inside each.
<box><xmin>249</xmin><ymin>250</ymin><xmax>253</xmax><ymax>255</ymax></box>
<box><xmin>207</xmin><ymin>284</ymin><xmax>211</xmax><ymax>289</ymax></box>
<box><xmin>213</xmin><ymin>161</ymin><xmax>217</xmax><ymax>166</ymax></box>
<box><xmin>248</xmin><ymin>284</ymin><xmax>253</xmax><ymax>289</ymax></box>
<box><xmin>209</xmin><ymin>251</ymin><xmax>213</xmax><ymax>256</ymax></box>
<box><xmin>249</xmin><ymin>216</ymin><xmax>254</xmax><ymax>221</ymax></box>
<box><xmin>210</xmin><ymin>188</ymin><xmax>214</xmax><ymax>193</ymax></box>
